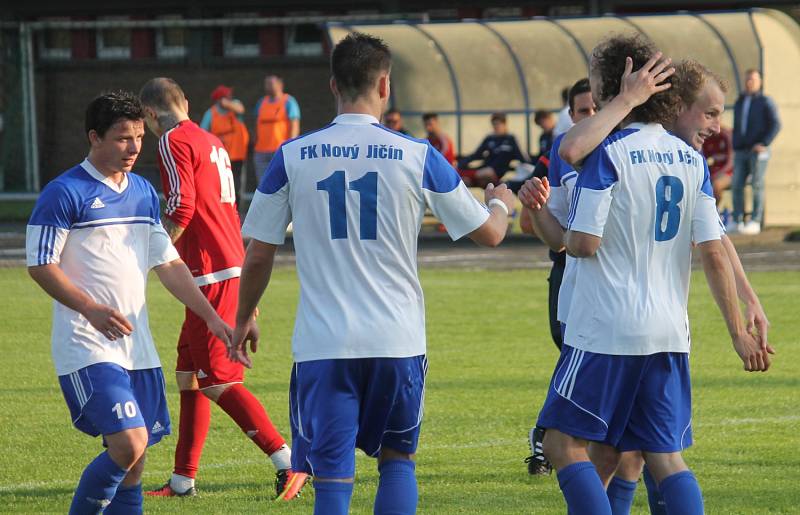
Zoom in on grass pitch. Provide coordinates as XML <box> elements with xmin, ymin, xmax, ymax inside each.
<box><xmin>0</xmin><ymin>265</ymin><xmax>798</xmax><ymax>514</ymax></box>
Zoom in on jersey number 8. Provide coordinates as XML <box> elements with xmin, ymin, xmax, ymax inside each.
<box><xmin>210</xmin><ymin>146</ymin><xmax>236</xmax><ymax>204</ymax></box>
<box><xmin>654</xmin><ymin>175</ymin><xmax>684</xmax><ymax>242</ymax></box>
<box><xmin>317</xmin><ymin>170</ymin><xmax>378</xmax><ymax>240</ymax></box>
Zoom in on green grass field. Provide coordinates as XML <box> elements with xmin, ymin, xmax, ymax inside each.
<box><xmin>0</xmin><ymin>266</ymin><xmax>798</xmax><ymax>514</ymax></box>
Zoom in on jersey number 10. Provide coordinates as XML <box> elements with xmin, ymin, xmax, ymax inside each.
<box><xmin>210</xmin><ymin>146</ymin><xmax>236</xmax><ymax>204</ymax></box>
<box><xmin>317</xmin><ymin>170</ymin><xmax>378</xmax><ymax>240</ymax></box>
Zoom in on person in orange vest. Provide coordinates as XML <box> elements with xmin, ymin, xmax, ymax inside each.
<box><xmin>253</xmin><ymin>75</ymin><xmax>301</xmax><ymax>183</ymax></box>
<box><xmin>201</xmin><ymin>85</ymin><xmax>249</xmax><ymax>206</ymax></box>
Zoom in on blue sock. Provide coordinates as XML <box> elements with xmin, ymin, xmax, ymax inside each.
<box><xmin>69</xmin><ymin>451</ymin><xmax>128</xmax><ymax>515</ymax></box>
<box><xmin>374</xmin><ymin>459</ymin><xmax>417</xmax><ymax>515</ymax></box>
<box><xmin>659</xmin><ymin>470</ymin><xmax>704</xmax><ymax>515</ymax></box>
<box><xmin>607</xmin><ymin>476</ymin><xmax>638</xmax><ymax>515</ymax></box>
<box><xmin>104</xmin><ymin>483</ymin><xmax>143</xmax><ymax>515</ymax></box>
<box><xmin>557</xmin><ymin>462</ymin><xmax>612</xmax><ymax>515</ymax></box>
<box><xmin>643</xmin><ymin>466</ymin><xmax>667</xmax><ymax>515</ymax></box>
<box><xmin>313</xmin><ymin>480</ymin><xmax>353</xmax><ymax>515</ymax></box>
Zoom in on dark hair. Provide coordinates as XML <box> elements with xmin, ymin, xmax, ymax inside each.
<box><xmin>331</xmin><ymin>32</ymin><xmax>392</xmax><ymax>103</ymax></box>
<box><xmin>422</xmin><ymin>112</ymin><xmax>438</xmax><ymax>122</ymax></box>
<box><xmin>561</xmin><ymin>86</ymin><xmax>570</xmax><ymax>104</ymax></box>
<box><xmin>534</xmin><ymin>110</ymin><xmax>554</xmax><ymax>124</ymax></box>
<box><xmin>385</xmin><ymin>108</ymin><xmax>400</xmax><ymax>117</ymax></box>
<box><xmin>568</xmin><ymin>78</ymin><xmax>592</xmax><ymax>111</ymax></box>
<box><xmin>490</xmin><ymin>112</ymin><xmax>506</xmax><ymax>124</ymax></box>
<box><xmin>673</xmin><ymin>60</ymin><xmax>729</xmax><ymax>108</ymax></box>
<box><xmin>85</xmin><ymin>90</ymin><xmax>144</xmax><ymax>138</ymax></box>
<box><xmin>592</xmin><ymin>34</ymin><xmax>681</xmax><ymax>125</ymax></box>
<box><xmin>139</xmin><ymin>77</ymin><xmax>186</xmax><ymax>113</ymax></box>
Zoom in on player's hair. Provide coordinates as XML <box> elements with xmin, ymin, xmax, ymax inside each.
<box><xmin>561</xmin><ymin>86</ymin><xmax>570</xmax><ymax>104</ymax></box>
<box><xmin>592</xmin><ymin>34</ymin><xmax>681</xmax><ymax>125</ymax></box>
<box><xmin>534</xmin><ymin>110</ymin><xmax>554</xmax><ymax>124</ymax></box>
<box><xmin>422</xmin><ymin>112</ymin><xmax>439</xmax><ymax>122</ymax></box>
<box><xmin>138</xmin><ymin>77</ymin><xmax>187</xmax><ymax>113</ymax></box>
<box><xmin>85</xmin><ymin>90</ymin><xmax>144</xmax><ymax>139</ymax></box>
<box><xmin>673</xmin><ymin>60</ymin><xmax>728</xmax><ymax>108</ymax></box>
<box><xmin>490</xmin><ymin>112</ymin><xmax>506</xmax><ymax>124</ymax></box>
<box><xmin>331</xmin><ymin>32</ymin><xmax>392</xmax><ymax>103</ymax></box>
<box><xmin>568</xmin><ymin>78</ymin><xmax>592</xmax><ymax>111</ymax></box>
<box><xmin>385</xmin><ymin>108</ymin><xmax>401</xmax><ymax>117</ymax></box>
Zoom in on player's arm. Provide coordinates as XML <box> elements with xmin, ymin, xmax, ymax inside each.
<box><xmin>559</xmin><ymin>53</ymin><xmax>674</xmax><ymax>166</ymax></box>
<box><xmin>468</xmin><ymin>183</ymin><xmax>515</xmax><ymax>247</ymax></box>
<box><xmin>721</xmin><ymin>234</ymin><xmax>770</xmax><ymax>348</ymax></box>
<box><xmin>519</xmin><ymin>177</ymin><xmax>565</xmax><ymax>252</ymax></box>
<box><xmin>157</xmin><ymin>135</ymin><xmax>196</xmax><ymax>243</ymax></box>
<box><xmin>220</xmin><ymin>97</ymin><xmax>245</xmax><ymax>115</ymax></box>
<box><xmin>152</xmin><ymin>258</ymin><xmax>232</xmax><ymax>346</ymax></box>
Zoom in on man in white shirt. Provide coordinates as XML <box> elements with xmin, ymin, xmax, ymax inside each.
<box><xmin>26</xmin><ymin>91</ymin><xmax>231</xmax><ymax>515</ymax></box>
<box><xmin>228</xmin><ymin>32</ymin><xmax>514</xmax><ymax>515</ymax></box>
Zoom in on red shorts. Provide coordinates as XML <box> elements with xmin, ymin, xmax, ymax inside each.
<box><xmin>176</xmin><ymin>277</ymin><xmax>243</xmax><ymax>389</ymax></box>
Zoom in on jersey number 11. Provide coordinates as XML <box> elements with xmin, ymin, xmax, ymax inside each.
<box><xmin>317</xmin><ymin>170</ymin><xmax>378</xmax><ymax>240</ymax></box>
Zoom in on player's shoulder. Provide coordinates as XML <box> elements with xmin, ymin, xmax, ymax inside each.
<box><xmin>600</xmin><ymin>126</ymin><xmax>640</xmax><ymax>150</ymax></box>
<box><xmin>44</xmin><ymin>164</ymin><xmax>96</xmax><ymax>197</ymax></box>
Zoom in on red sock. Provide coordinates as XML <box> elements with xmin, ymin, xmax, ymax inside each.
<box><xmin>216</xmin><ymin>383</ymin><xmax>286</xmax><ymax>455</ymax></box>
<box><xmin>173</xmin><ymin>390</ymin><xmax>211</xmax><ymax>479</ymax></box>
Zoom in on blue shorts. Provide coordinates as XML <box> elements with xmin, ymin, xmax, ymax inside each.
<box><xmin>289</xmin><ymin>355</ymin><xmax>427</xmax><ymax>478</ymax></box>
<box><xmin>537</xmin><ymin>345</ymin><xmax>692</xmax><ymax>453</ymax></box>
<box><xmin>58</xmin><ymin>363</ymin><xmax>171</xmax><ymax>446</ymax></box>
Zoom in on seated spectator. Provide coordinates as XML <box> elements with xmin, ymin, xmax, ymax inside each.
<box><xmin>457</xmin><ymin>113</ymin><xmax>529</xmax><ymax>188</ymax></box>
<box><xmin>384</xmin><ymin>108</ymin><xmax>411</xmax><ymax>135</ymax></box>
<box><xmin>534</xmin><ymin>110</ymin><xmax>556</xmax><ymax>161</ymax></box>
<box><xmin>702</xmin><ymin>125</ymin><xmax>733</xmax><ymax>206</ymax></box>
<box><xmin>423</xmin><ymin>113</ymin><xmax>456</xmax><ymax>165</ymax></box>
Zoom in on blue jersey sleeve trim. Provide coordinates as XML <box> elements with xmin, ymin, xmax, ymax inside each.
<box><xmin>28</xmin><ymin>174</ymin><xmax>79</xmax><ymax>229</ymax></box>
<box><xmin>257</xmin><ymin>146</ymin><xmax>288</xmax><ymax>194</ymax></box>
<box><xmin>700</xmin><ymin>159</ymin><xmax>714</xmax><ymax>197</ymax></box>
<box><xmin>547</xmin><ymin>134</ymin><xmax>567</xmax><ymax>184</ymax></box>
<box><xmin>422</xmin><ymin>142</ymin><xmax>460</xmax><ymax>194</ymax></box>
<box><xmin>578</xmin><ymin>144</ymin><xmax>620</xmax><ymax>191</ymax></box>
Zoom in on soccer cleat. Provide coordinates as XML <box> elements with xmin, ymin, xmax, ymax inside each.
<box><xmin>525</xmin><ymin>426</ymin><xmax>553</xmax><ymax>476</ymax></box>
<box><xmin>274</xmin><ymin>469</ymin><xmax>309</xmax><ymax>501</ymax></box>
<box><xmin>145</xmin><ymin>481</ymin><xmax>197</xmax><ymax>497</ymax></box>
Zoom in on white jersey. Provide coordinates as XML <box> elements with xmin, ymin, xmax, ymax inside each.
<box><xmin>26</xmin><ymin>159</ymin><xmax>179</xmax><ymax>375</ymax></box>
<box><xmin>243</xmin><ymin>113</ymin><xmax>489</xmax><ymax>362</ymax></box>
<box><xmin>564</xmin><ymin>123</ymin><xmax>720</xmax><ymax>355</ymax></box>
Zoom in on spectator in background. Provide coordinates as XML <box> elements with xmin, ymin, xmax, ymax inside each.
<box><xmin>457</xmin><ymin>112</ymin><xmax>529</xmax><ymax>188</ymax></box>
<box><xmin>253</xmin><ymin>75</ymin><xmax>300</xmax><ymax>184</ymax></box>
<box><xmin>384</xmin><ymin>108</ymin><xmax>410</xmax><ymax>135</ymax></box>
<box><xmin>702</xmin><ymin>125</ymin><xmax>733</xmax><ymax>207</ymax></box>
<box><xmin>534</xmin><ymin>110</ymin><xmax>556</xmax><ymax>161</ymax></box>
<box><xmin>730</xmin><ymin>69</ymin><xmax>780</xmax><ymax>235</ymax></box>
<box><xmin>554</xmin><ymin>86</ymin><xmax>573</xmax><ymax>136</ymax></box>
<box><xmin>201</xmin><ymin>85</ymin><xmax>249</xmax><ymax>206</ymax></box>
<box><xmin>423</xmin><ymin>113</ymin><xmax>456</xmax><ymax>165</ymax></box>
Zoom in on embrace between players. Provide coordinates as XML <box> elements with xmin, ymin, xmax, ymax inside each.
<box><xmin>26</xmin><ymin>31</ymin><xmax>772</xmax><ymax>515</ymax></box>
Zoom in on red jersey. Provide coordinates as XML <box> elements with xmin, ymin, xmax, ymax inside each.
<box><xmin>428</xmin><ymin>133</ymin><xmax>456</xmax><ymax>165</ymax></box>
<box><xmin>157</xmin><ymin>120</ymin><xmax>244</xmax><ymax>285</ymax></box>
<box><xmin>702</xmin><ymin>127</ymin><xmax>733</xmax><ymax>179</ymax></box>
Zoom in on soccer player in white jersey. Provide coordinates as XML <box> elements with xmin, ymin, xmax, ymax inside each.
<box><xmin>228</xmin><ymin>32</ymin><xmax>514</xmax><ymax>515</ymax></box>
<box><xmin>528</xmin><ymin>36</ymin><xmax>771</xmax><ymax>515</ymax></box>
<box><xmin>26</xmin><ymin>91</ymin><xmax>232</xmax><ymax>515</ymax></box>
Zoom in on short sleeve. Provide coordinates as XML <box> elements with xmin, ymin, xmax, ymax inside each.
<box><xmin>567</xmin><ymin>145</ymin><xmax>618</xmax><ymax>237</ymax></box>
<box><xmin>692</xmin><ymin>161</ymin><xmax>722</xmax><ymax>244</ymax></box>
<box><xmin>421</xmin><ymin>143</ymin><xmax>489</xmax><ymax>240</ymax></box>
<box><xmin>242</xmin><ymin>146</ymin><xmax>292</xmax><ymax>244</ymax></box>
<box><xmin>148</xmin><ymin>223</ymin><xmax>180</xmax><ymax>269</ymax></box>
<box><xmin>26</xmin><ymin>181</ymin><xmax>76</xmax><ymax>266</ymax></box>
<box><xmin>286</xmin><ymin>96</ymin><xmax>301</xmax><ymax>120</ymax></box>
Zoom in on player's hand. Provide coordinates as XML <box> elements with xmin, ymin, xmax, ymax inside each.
<box><xmin>207</xmin><ymin>315</ymin><xmax>233</xmax><ymax>348</ymax></box>
<box><xmin>745</xmin><ymin>300</ymin><xmax>774</xmax><ymax>354</ymax></box>
<box><xmin>731</xmin><ymin>332</ymin><xmax>771</xmax><ymax>372</ymax></box>
<box><xmin>484</xmin><ymin>183</ymin><xmax>515</xmax><ymax>213</ymax></box>
<box><xmin>618</xmin><ymin>52</ymin><xmax>674</xmax><ymax>108</ymax></box>
<box><xmin>229</xmin><ymin>318</ymin><xmax>259</xmax><ymax>369</ymax></box>
<box><xmin>752</xmin><ymin>143</ymin><xmax>767</xmax><ymax>153</ymax></box>
<box><xmin>84</xmin><ymin>302</ymin><xmax>134</xmax><ymax>341</ymax></box>
<box><xmin>518</xmin><ymin>177</ymin><xmax>550</xmax><ymax>211</ymax></box>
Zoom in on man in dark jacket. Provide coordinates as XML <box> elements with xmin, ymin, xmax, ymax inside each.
<box><xmin>730</xmin><ymin>69</ymin><xmax>780</xmax><ymax>234</ymax></box>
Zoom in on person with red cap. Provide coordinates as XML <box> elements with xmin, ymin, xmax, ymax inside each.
<box><xmin>201</xmin><ymin>85</ymin><xmax>249</xmax><ymax>206</ymax></box>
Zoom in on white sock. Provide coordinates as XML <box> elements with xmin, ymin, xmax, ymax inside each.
<box><xmin>170</xmin><ymin>473</ymin><xmax>195</xmax><ymax>493</ymax></box>
<box><xmin>269</xmin><ymin>444</ymin><xmax>292</xmax><ymax>470</ymax></box>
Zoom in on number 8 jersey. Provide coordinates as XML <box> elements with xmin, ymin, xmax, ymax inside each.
<box><xmin>565</xmin><ymin>123</ymin><xmax>721</xmax><ymax>356</ymax></box>
<box><xmin>243</xmin><ymin>113</ymin><xmax>489</xmax><ymax>362</ymax></box>
<box><xmin>157</xmin><ymin>120</ymin><xmax>244</xmax><ymax>286</ymax></box>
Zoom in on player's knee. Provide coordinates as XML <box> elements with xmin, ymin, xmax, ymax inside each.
<box><xmin>590</xmin><ymin>447</ymin><xmax>622</xmax><ymax>482</ymax></box>
<box><xmin>378</xmin><ymin>447</ymin><xmax>414</xmax><ymax>466</ymax></box>
<box><xmin>121</xmin><ymin>455</ymin><xmax>146</xmax><ymax>486</ymax></box>
<box><xmin>201</xmin><ymin>383</ymin><xmax>231</xmax><ymax>402</ymax></box>
<box><xmin>615</xmin><ymin>451</ymin><xmax>644</xmax><ymax>481</ymax></box>
<box><xmin>175</xmin><ymin>371</ymin><xmax>199</xmax><ymax>391</ymax></box>
<box><xmin>106</xmin><ymin>427</ymin><xmax>148</xmax><ymax>469</ymax></box>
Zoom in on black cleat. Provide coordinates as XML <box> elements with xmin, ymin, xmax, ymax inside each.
<box><xmin>525</xmin><ymin>426</ymin><xmax>553</xmax><ymax>476</ymax></box>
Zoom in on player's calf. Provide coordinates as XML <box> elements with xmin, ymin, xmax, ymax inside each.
<box><xmin>643</xmin><ymin>452</ymin><xmax>703</xmax><ymax>515</ymax></box>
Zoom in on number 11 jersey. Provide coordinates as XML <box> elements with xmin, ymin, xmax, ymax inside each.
<box><xmin>243</xmin><ymin>113</ymin><xmax>489</xmax><ymax>362</ymax></box>
<box><xmin>156</xmin><ymin>120</ymin><xmax>244</xmax><ymax>286</ymax></box>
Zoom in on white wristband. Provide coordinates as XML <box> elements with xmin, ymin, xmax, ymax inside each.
<box><xmin>488</xmin><ymin>198</ymin><xmax>509</xmax><ymax>216</ymax></box>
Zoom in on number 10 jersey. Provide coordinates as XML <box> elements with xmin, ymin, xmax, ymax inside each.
<box><xmin>243</xmin><ymin>113</ymin><xmax>489</xmax><ymax>362</ymax></box>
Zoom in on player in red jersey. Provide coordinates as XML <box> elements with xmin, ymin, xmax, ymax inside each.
<box><xmin>138</xmin><ymin>78</ymin><xmax>306</xmax><ymax>501</ymax></box>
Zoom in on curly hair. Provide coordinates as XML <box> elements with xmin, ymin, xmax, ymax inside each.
<box><xmin>591</xmin><ymin>34</ymin><xmax>682</xmax><ymax>125</ymax></box>
<box><xmin>673</xmin><ymin>59</ymin><xmax>729</xmax><ymax>108</ymax></box>
<box><xmin>85</xmin><ymin>90</ymin><xmax>144</xmax><ymax>138</ymax></box>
